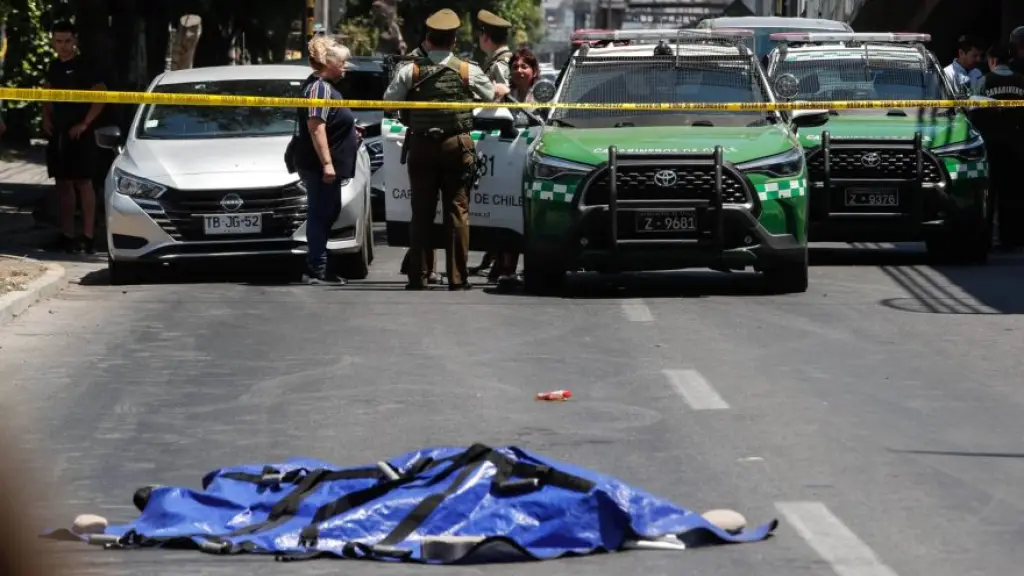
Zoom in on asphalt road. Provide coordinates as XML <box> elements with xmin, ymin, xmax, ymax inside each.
<box><xmin>1</xmin><ymin>234</ymin><xmax>1023</xmax><ymax>576</ymax></box>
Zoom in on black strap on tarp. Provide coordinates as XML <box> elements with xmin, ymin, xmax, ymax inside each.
<box><xmin>216</xmin><ymin>466</ymin><xmax>386</xmax><ymax>488</ymax></box>
<box><xmin>281</xmin><ymin>445</ymin><xmax>595</xmax><ymax>562</ymax></box>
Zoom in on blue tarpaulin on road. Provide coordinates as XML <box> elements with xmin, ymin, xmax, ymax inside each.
<box><xmin>41</xmin><ymin>443</ymin><xmax>777</xmax><ymax>564</ymax></box>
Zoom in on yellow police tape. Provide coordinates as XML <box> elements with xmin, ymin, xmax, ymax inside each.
<box><xmin>3</xmin><ymin>87</ymin><xmax>1024</xmax><ymax>111</ymax></box>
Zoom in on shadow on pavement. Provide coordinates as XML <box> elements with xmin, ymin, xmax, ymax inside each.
<box><xmin>888</xmin><ymin>448</ymin><xmax>1024</xmax><ymax>459</ymax></box>
<box><xmin>877</xmin><ymin>258</ymin><xmax>1024</xmax><ymax>315</ymax></box>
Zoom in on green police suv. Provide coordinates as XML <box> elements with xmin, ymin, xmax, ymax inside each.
<box><xmin>765</xmin><ymin>32</ymin><xmax>990</xmax><ymax>264</ymax></box>
<box><xmin>522</xmin><ymin>29</ymin><xmax>814</xmax><ymax>295</ymax></box>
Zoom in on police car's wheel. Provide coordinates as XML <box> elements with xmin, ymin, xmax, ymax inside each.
<box><xmin>762</xmin><ymin>251</ymin><xmax>809</xmax><ymax>295</ymax></box>
<box><xmin>926</xmin><ymin>214</ymin><xmax>990</xmax><ymax>266</ymax></box>
<box><xmin>523</xmin><ymin>250</ymin><xmax>565</xmax><ymax>296</ymax></box>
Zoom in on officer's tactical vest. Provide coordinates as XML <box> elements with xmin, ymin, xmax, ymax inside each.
<box><xmin>406</xmin><ymin>57</ymin><xmax>473</xmax><ymax>134</ymax></box>
<box><xmin>981</xmin><ymin>71</ymin><xmax>1024</xmax><ymax>99</ymax></box>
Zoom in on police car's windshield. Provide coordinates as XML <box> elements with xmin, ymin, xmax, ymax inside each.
<box><xmin>771</xmin><ymin>50</ymin><xmax>952</xmax><ymax>108</ymax></box>
<box><xmin>552</xmin><ymin>54</ymin><xmax>771</xmax><ymax>128</ymax></box>
<box><xmin>137</xmin><ymin>79</ymin><xmax>300</xmax><ymax>140</ymax></box>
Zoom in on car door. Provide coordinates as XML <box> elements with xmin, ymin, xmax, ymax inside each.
<box><xmin>381</xmin><ymin>111</ymin><xmax>542</xmax><ymax>251</ymax></box>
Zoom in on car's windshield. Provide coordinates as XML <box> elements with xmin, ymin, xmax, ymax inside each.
<box><xmin>137</xmin><ymin>79</ymin><xmax>302</xmax><ymax>139</ymax></box>
<box><xmin>552</xmin><ymin>52</ymin><xmax>771</xmax><ymax>128</ymax></box>
<box><xmin>771</xmin><ymin>50</ymin><xmax>951</xmax><ymax>109</ymax></box>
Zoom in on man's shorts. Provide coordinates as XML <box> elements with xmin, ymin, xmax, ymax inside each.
<box><xmin>46</xmin><ymin>130</ymin><xmax>97</xmax><ymax>181</ymax></box>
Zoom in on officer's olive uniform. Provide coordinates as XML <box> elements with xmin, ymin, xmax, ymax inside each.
<box><xmin>384</xmin><ymin>9</ymin><xmax>493</xmax><ymax>289</ymax></box>
<box><xmin>974</xmin><ymin>67</ymin><xmax>1024</xmax><ymax>248</ymax></box>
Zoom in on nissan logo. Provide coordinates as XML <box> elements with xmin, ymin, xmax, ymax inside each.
<box><xmin>653</xmin><ymin>170</ymin><xmax>677</xmax><ymax>187</ymax></box>
<box><xmin>220</xmin><ymin>193</ymin><xmax>244</xmax><ymax>212</ymax></box>
<box><xmin>861</xmin><ymin>152</ymin><xmax>882</xmax><ymax>167</ymax></box>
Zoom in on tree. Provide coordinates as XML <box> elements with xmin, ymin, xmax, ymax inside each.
<box><xmin>0</xmin><ymin>0</ymin><xmax>54</xmax><ymax>144</ymax></box>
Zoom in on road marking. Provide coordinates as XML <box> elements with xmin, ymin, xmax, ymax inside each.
<box><xmin>662</xmin><ymin>369</ymin><xmax>729</xmax><ymax>410</ymax></box>
<box><xmin>620</xmin><ymin>299</ymin><xmax>653</xmax><ymax>322</ymax></box>
<box><xmin>775</xmin><ymin>501</ymin><xmax>900</xmax><ymax>576</ymax></box>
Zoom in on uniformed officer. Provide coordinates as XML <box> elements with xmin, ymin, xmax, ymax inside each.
<box><xmin>973</xmin><ymin>43</ymin><xmax>1024</xmax><ymax>251</ymax></box>
<box><xmin>1009</xmin><ymin>26</ymin><xmax>1024</xmax><ymax>75</ymax></box>
<box><xmin>383</xmin><ymin>9</ymin><xmax>507</xmax><ymax>290</ymax></box>
<box><xmin>477</xmin><ymin>10</ymin><xmax>513</xmax><ymax>85</ymax></box>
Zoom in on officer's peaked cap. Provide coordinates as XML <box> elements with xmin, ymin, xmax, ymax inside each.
<box><xmin>478</xmin><ymin>10</ymin><xmax>512</xmax><ymax>28</ymax></box>
<box><xmin>425</xmin><ymin>9</ymin><xmax>461</xmax><ymax>32</ymax></box>
<box><xmin>1011</xmin><ymin>26</ymin><xmax>1024</xmax><ymax>44</ymax></box>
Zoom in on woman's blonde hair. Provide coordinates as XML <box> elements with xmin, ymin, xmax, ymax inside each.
<box><xmin>308</xmin><ymin>35</ymin><xmax>351</xmax><ymax>71</ymax></box>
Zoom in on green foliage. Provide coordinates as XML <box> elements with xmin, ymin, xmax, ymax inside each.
<box><xmin>337</xmin><ymin>14</ymin><xmax>379</xmax><ymax>56</ymax></box>
<box><xmin>1</xmin><ymin>0</ymin><xmax>54</xmax><ymax>136</ymax></box>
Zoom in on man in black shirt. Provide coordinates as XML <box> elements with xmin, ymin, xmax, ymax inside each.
<box><xmin>42</xmin><ymin>20</ymin><xmax>106</xmax><ymax>254</ymax></box>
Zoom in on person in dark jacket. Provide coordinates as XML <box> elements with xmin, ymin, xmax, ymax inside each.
<box><xmin>1009</xmin><ymin>26</ymin><xmax>1024</xmax><ymax>75</ymax></box>
<box><xmin>973</xmin><ymin>43</ymin><xmax>1024</xmax><ymax>251</ymax></box>
<box><xmin>294</xmin><ymin>35</ymin><xmax>361</xmax><ymax>284</ymax></box>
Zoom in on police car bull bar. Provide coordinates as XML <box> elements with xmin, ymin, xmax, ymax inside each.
<box><xmin>575</xmin><ymin>145</ymin><xmax>743</xmax><ymax>259</ymax></box>
<box><xmin>811</xmin><ymin>131</ymin><xmax>944</xmax><ymax>221</ymax></box>
<box><xmin>571</xmin><ymin>28</ymin><xmax>755</xmax><ymax>43</ymax></box>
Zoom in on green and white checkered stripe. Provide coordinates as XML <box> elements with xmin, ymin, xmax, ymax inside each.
<box><xmin>945</xmin><ymin>159</ymin><xmax>987</xmax><ymax>180</ymax></box>
<box><xmin>755</xmin><ymin>178</ymin><xmax>807</xmax><ymax>201</ymax></box>
<box><xmin>526</xmin><ymin>180</ymin><xmax>576</xmax><ymax>203</ymax></box>
<box><xmin>381</xmin><ymin>118</ymin><xmax>536</xmax><ymax>143</ymax></box>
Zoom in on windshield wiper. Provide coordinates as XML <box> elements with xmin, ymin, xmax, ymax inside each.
<box><xmin>547</xmin><ymin>118</ymin><xmax>575</xmax><ymax>128</ymax></box>
<box><xmin>613</xmin><ymin>121</ymin><xmax>635</xmax><ymax>128</ymax></box>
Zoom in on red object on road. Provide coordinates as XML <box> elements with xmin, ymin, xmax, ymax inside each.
<box><xmin>536</xmin><ymin>390</ymin><xmax>572</xmax><ymax>401</ymax></box>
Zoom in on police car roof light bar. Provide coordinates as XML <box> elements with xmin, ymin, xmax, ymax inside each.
<box><xmin>768</xmin><ymin>32</ymin><xmax>931</xmax><ymax>43</ymax></box>
<box><xmin>571</xmin><ymin>28</ymin><xmax>755</xmax><ymax>42</ymax></box>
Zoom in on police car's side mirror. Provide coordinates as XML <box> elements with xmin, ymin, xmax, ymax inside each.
<box><xmin>790</xmin><ymin>109</ymin><xmax>830</xmax><ymax>129</ymax></box>
<box><xmin>532</xmin><ymin>80</ymin><xmax>556</xmax><ymax>103</ymax></box>
<box><xmin>474</xmin><ymin>107</ymin><xmax>518</xmax><ymax>138</ymax></box>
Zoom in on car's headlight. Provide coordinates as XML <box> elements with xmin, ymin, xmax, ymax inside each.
<box><xmin>734</xmin><ymin>148</ymin><xmax>804</xmax><ymax>178</ymax></box>
<box><xmin>932</xmin><ymin>135</ymin><xmax>986</xmax><ymax>161</ymax></box>
<box><xmin>528</xmin><ymin>152</ymin><xmax>593</xmax><ymax>180</ymax></box>
<box><xmin>112</xmin><ymin>168</ymin><xmax>166</xmax><ymax>199</ymax></box>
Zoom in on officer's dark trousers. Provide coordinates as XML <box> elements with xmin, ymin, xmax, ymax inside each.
<box><xmin>987</xmin><ymin>142</ymin><xmax>1024</xmax><ymax>248</ymax></box>
<box><xmin>406</xmin><ymin>132</ymin><xmax>475</xmax><ymax>287</ymax></box>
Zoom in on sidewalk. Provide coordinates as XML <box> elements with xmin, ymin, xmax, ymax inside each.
<box><xmin>0</xmin><ymin>144</ymin><xmax>60</xmax><ymax>248</ymax></box>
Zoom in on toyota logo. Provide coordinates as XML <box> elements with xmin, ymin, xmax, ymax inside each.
<box><xmin>861</xmin><ymin>152</ymin><xmax>882</xmax><ymax>167</ymax></box>
<box><xmin>220</xmin><ymin>193</ymin><xmax>244</xmax><ymax>212</ymax></box>
<box><xmin>653</xmin><ymin>170</ymin><xmax>677</xmax><ymax>187</ymax></box>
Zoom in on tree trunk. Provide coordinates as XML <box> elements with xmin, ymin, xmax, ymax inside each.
<box><xmin>170</xmin><ymin>14</ymin><xmax>202</xmax><ymax>70</ymax></box>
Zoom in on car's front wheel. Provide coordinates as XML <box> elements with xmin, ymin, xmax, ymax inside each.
<box><xmin>108</xmin><ymin>257</ymin><xmax>146</xmax><ymax>286</ymax></box>
<box><xmin>334</xmin><ymin>213</ymin><xmax>372</xmax><ymax>280</ymax></box>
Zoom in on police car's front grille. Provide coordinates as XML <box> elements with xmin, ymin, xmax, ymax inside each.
<box><xmin>806</xmin><ymin>148</ymin><xmax>944</xmax><ymax>183</ymax></box>
<box><xmin>584</xmin><ymin>167</ymin><xmax>750</xmax><ymax>205</ymax></box>
<box><xmin>143</xmin><ymin>184</ymin><xmax>307</xmax><ymax>242</ymax></box>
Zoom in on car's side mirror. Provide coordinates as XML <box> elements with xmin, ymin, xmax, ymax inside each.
<box><xmin>94</xmin><ymin>126</ymin><xmax>123</xmax><ymax>151</ymax></box>
<box><xmin>532</xmin><ymin>79</ymin><xmax>556</xmax><ymax>103</ymax></box>
<box><xmin>474</xmin><ymin>107</ymin><xmax>518</xmax><ymax>138</ymax></box>
<box><xmin>790</xmin><ymin>109</ymin><xmax>830</xmax><ymax>129</ymax></box>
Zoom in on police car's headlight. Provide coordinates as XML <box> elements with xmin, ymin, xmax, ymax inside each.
<box><xmin>932</xmin><ymin>135</ymin><xmax>986</xmax><ymax>161</ymax></box>
<box><xmin>529</xmin><ymin>152</ymin><xmax>593</xmax><ymax>180</ymax></box>
<box><xmin>734</xmin><ymin>148</ymin><xmax>804</xmax><ymax>178</ymax></box>
<box><xmin>113</xmin><ymin>168</ymin><xmax>166</xmax><ymax>199</ymax></box>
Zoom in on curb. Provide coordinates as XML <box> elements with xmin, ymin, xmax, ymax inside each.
<box><xmin>0</xmin><ymin>260</ymin><xmax>68</xmax><ymax>327</ymax></box>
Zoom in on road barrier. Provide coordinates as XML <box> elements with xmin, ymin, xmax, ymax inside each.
<box><xmin>2</xmin><ymin>87</ymin><xmax>1024</xmax><ymax>111</ymax></box>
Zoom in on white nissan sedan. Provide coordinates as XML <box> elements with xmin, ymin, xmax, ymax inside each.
<box><xmin>94</xmin><ymin>64</ymin><xmax>374</xmax><ymax>285</ymax></box>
